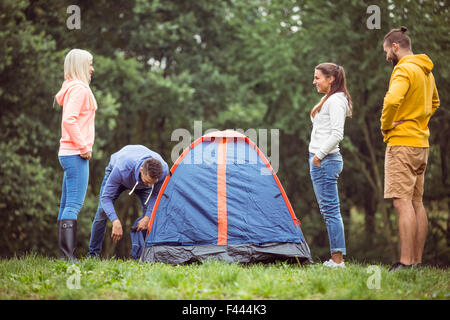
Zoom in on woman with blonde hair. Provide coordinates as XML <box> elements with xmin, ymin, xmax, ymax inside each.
<box><xmin>309</xmin><ymin>62</ymin><xmax>352</xmax><ymax>268</ymax></box>
<box><xmin>55</xmin><ymin>49</ymin><xmax>97</xmax><ymax>261</ymax></box>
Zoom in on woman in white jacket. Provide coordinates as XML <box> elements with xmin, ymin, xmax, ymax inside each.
<box><xmin>309</xmin><ymin>63</ymin><xmax>352</xmax><ymax>268</ymax></box>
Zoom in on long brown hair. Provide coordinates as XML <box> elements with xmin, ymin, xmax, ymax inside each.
<box><xmin>311</xmin><ymin>63</ymin><xmax>353</xmax><ymax>118</ymax></box>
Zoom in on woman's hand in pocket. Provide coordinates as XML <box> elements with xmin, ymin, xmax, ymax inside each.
<box><xmin>312</xmin><ymin>155</ymin><xmax>321</xmax><ymax>167</ymax></box>
<box><xmin>80</xmin><ymin>151</ymin><xmax>92</xmax><ymax>160</ymax></box>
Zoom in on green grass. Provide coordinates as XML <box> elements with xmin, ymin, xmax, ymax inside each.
<box><xmin>0</xmin><ymin>254</ymin><xmax>448</xmax><ymax>300</ymax></box>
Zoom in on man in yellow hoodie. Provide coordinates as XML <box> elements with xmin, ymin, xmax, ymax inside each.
<box><xmin>381</xmin><ymin>27</ymin><xmax>440</xmax><ymax>271</ymax></box>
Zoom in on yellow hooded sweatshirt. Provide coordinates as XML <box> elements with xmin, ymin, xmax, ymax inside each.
<box><xmin>381</xmin><ymin>54</ymin><xmax>440</xmax><ymax>147</ymax></box>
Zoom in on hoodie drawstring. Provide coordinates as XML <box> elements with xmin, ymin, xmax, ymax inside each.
<box><xmin>129</xmin><ymin>181</ymin><xmax>139</xmax><ymax>195</ymax></box>
<box><xmin>129</xmin><ymin>181</ymin><xmax>154</xmax><ymax>206</ymax></box>
<box><xmin>144</xmin><ymin>185</ymin><xmax>154</xmax><ymax>206</ymax></box>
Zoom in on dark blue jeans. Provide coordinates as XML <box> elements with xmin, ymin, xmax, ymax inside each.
<box><xmin>58</xmin><ymin>155</ymin><xmax>89</xmax><ymax>221</ymax></box>
<box><xmin>309</xmin><ymin>152</ymin><xmax>346</xmax><ymax>255</ymax></box>
<box><xmin>87</xmin><ymin>166</ymin><xmax>151</xmax><ymax>257</ymax></box>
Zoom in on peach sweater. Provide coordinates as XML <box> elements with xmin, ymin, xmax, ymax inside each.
<box><xmin>56</xmin><ymin>79</ymin><xmax>97</xmax><ymax>154</ymax></box>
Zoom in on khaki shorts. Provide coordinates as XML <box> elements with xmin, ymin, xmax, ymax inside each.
<box><xmin>384</xmin><ymin>146</ymin><xmax>429</xmax><ymax>201</ymax></box>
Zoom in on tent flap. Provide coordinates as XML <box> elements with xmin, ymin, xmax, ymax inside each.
<box><xmin>140</xmin><ymin>242</ymin><xmax>313</xmax><ymax>265</ymax></box>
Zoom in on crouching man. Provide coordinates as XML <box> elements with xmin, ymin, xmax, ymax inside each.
<box><xmin>87</xmin><ymin>145</ymin><xmax>168</xmax><ymax>258</ymax></box>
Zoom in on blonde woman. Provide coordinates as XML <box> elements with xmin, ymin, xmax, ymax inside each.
<box><xmin>309</xmin><ymin>63</ymin><xmax>352</xmax><ymax>268</ymax></box>
<box><xmin>55</xmin><ymin>49</ymin><xmax>97</xmax><ymax>261</ymax></box>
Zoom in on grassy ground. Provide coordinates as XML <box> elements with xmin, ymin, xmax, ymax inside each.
<box><xmin>0</xmin><ymin>254</ymin><xmax>448</xmax><ymax>300</ymax></box>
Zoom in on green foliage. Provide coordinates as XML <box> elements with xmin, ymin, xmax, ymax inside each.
<box><xmin>0</xmin><ymin>0</ymin><xmax>448</xmax><ymax>265</ymax></box>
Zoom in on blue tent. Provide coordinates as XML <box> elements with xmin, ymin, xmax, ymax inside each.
<box><xmin>141</xmin><ymin>130</ymin><xmax>312</xmax><ymax>265</ymax></box>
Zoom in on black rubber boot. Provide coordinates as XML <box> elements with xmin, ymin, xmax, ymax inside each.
<box><xmin>58</xmin><ymin>219</ymin><xmax>79</xmax><ymax>262</ymax></box>
<box><xmin>57</xmin><ymin>220</ymin><xmax>63</xmax><ymax>259</ymax></box>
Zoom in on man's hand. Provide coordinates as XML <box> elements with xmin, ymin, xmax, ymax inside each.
<box><xmin>393</xmin><ymin>121</ymin><xmax>404</xmax><ymax>128</ymax></box>
<box><xmin>312</xmin><ymin>155</ymin><xmax>321</xmax><ymax>167</ymax></box>
<box><xmin>136</xmin><ymin>216</ymin><xmax>150</xmax><ymax>232</ymax></box>
<box><xmin>111</xmin><ymin>219</ymin><xmax>123</xmax><ymax>243</ymax></box>
<box><xmin>381</xmin><ymin>121</ymin><xmax>403</xmax><ymax>136</ymax></box>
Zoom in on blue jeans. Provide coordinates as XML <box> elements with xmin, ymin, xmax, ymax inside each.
<box><xmin>87</xmin><ymin>166</ymin><xmax>151</xmax><ymax>257</ymax></box>
<box><xmin>309</xmin><ymin>152</ymin><xmax>346</xmax><ymax>255</ymax></box>
<box><xmin>58</xmin><ymin>155</ymin><xmax>89</xmax><ymax>221</ymax></box>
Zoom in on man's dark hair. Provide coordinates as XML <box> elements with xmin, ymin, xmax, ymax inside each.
<box><xmin>384</xmin><ymin>26</ymin><xmax>411</xmax><ymax>49</ymax></box>
<box><xmin>142</xmin><ymin>158</ymin><xmax>163</xmax><ymax>180</ymax></box>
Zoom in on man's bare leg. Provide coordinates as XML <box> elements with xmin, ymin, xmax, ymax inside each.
<box><xmin>393</xmin><ymin>198</ymin><xmax>416</xmax><ymax>265</ymax></box>
<box><xmin>412</xmin><ymin>200</ymin><xmax>428</xmax><ymax>264</ymax></box>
